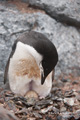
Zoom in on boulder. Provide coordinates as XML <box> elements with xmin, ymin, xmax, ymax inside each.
<box><xmin>29</xmin><ymin>0</ymin><xmax>80</xmax><ymax>28</ymax></box>
<box><xmin>0</xmin><ymin>3</ymin><xmax>80</xmax><ymax>83</ymax></box>
<box><xmin>0</xmin><ymin>106</ymin><xmax>19</xmax><ymax>120</ymax></box>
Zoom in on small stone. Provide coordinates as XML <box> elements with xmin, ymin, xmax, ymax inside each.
<box><xmin>64</xmin><ymin>98</ymin><xmax>74</xmax><ymax>106</ymax></box>
<box><xmin>57</xmin><ymin>98</ymin><xmax>63</xmax><ymax>102</ymax></box>
<box><xmin>53</xmin><ymin>103</ymin><xmax>59</xmax><ymax>107</ymax></box>
<box><xmin>57</xmin><ymin>116</ymin><xmax>62</xmax><ymax>120</ymax></box>
<box><xmin>51</xmin><ymin>87</ymin><xmax>60</xmax><ymax>92</ymax></box>
<box><xmin>76</xmin><ymin>95</ymin><xmax>80</xmax><ymax>101</ymax></box>
<box><xmin>34</xmin><ymin>105</ymin><xmax>41</xmax><ymax>110</ymax></box>
<box><xmin>33</xmin><ymin>112</ymin><xmax>42</xmax><ymax>119</ymax></box>
<box><xmin>46</xmin><ymin>93</ymin><xmax>52</xmax><ymax>99</ymax></box>
<box><xmin>36</xmin><ymin>99</ymin><xmax>52</xmax><ymax>107</ymax></box>
<box><xmin>52</xmin><ymin>107</ymin><xmax>59</xmax><ymax>113</ymax></box>
<box><xmin>64</xmin><ymin>90</ymin><xmax>75</xmax><ymax>97</ymax></box>
<box><xmin>0</xmin><ymin>98</ymin><xmax>4</xmax><ymax>104</ymax></box>
<box><xmin>61</xmin><ymin>112</ymin><xmax>72</xmax><ymax>119</ymax></box>
<box><xmin>40</xmin><ymin>105</ymin><xmax>53</xmax><ymax>114</ymax></box>
<box><xmin>72</xmin><ymin>80</ymin><xmax>79</xmax><ymax>85</ymax></box>
<box><xmin>61</xmin><ymin>78</ymin><xmax>71</xmax><ymax>82</ymax></box>
<box><xmin>26</xmin><ymin>98</ymin><xmax>37</xmax><ymax>106</ymax></box>
<box><xmin>7</xmin><ymin>100</ymin><xmax>17</xmax><ymax>112</ymax></box>
<box><xmin>45</xmin><ymin>116</ymin><xmax>53</xmax><ymax>120</ymax></box>
<box><xmin>74</xmin><ymin>110</ymin><xmax>80</xmax><ymax>119</ymax></box>
<box><xmin>56</xmin><ymin>80</ymin><xmax>64</xmax><ymax>87</ymax></box>
<box><xmin>51</xmin><ymin>96</ymin><xmax>58</xmax><ymax>101</ymax></box>
<box><xmin>60</xmin><ymin>107</ymin><xmax>66</xmax><ymax>112</ymax></box>
<box><xmin>73</xmin><ymin>91</ymin><xmax>78</xmax><ymax>97</ymax></box>
<box><xmin>27</xmin><ymin>117</ymin><xmax>36</xmax><ymax>120</ymax></box>
<box><xmin>76</xmin><ymin>110</ymin><xmax>80</xmax><ymax>114</ymax></box>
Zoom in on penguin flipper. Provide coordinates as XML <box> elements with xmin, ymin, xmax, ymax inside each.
<box><xmin>4</xmin><ymin>41</ymin><xmax>16</xmax><ymax>85</ymax></box>
<box><xmin>4</xmin><ymin>58</ymin><xmax>11</xmax><ymax>90</ymax></box>
<box><xmin>4</xmin><ymin>58</ymin><xmax>9</xmax><ymax>84</ymax></box>
<box><xmin>52</xmin><ymin>69</ymin><xmax>55</xmax><ymax>82</ymax></box>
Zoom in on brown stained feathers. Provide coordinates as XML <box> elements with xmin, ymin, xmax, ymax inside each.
<box><xmin>14</xmin><ymin>58</ymin><xmax>40</xmax><ymax>79</ymax></box>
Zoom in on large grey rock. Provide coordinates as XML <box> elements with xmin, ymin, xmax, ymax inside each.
<box><xmin>0</xmin><ymin>106</ymin><xmax>19</xmax><ymax>120</ymax></box>
<box><xmin>29</xmin><ymin>0</ymin><xmax>80</xmax><ymax>28</ymax></box>
<box><xmin>0</xmin><ymin>4</ymin><xmax>36</xmax><ymax>82</ymax></box>
<box><xmin>0</xmin><ymin>3</ymin><xmax>80</xmax><ymax>83</ymax></box>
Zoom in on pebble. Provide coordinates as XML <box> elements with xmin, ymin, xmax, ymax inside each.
<box><xmin>78</xmin><ymin>91</ymin><xmax>80</xmax><ymax>94</ymax></box>
<box><xmin>74</xmin><ymin>110</ymin><xmax>80</xmax><ymax>119</ymax></box>
<box><xmin>33</xmin><ymin>112</ymin><xmax>42</xmax><ymax>119</ymax></box>
<box><xmin>60</xmin><ymin>107</ymin><xmax>66</xmax><ymax>112</ymax></box>
<box><xmin>61</xmin><ymin>78</ymin><xmax>71</xmax><ymax>82</ymax></box>
<box><xmin>0</xmin><ymin>98</ymin><xmax>4</xmax><ymax>104</ymax></box>
<box><xmin>76</xmin><ymin>95</ymin><xmax>80</xmax><ymax>101</ymax></box>
<box><xmin>51</xmin><ymin>87</ymin><xmax>60</xmax><ymax>92</ymax></box>
<box><xmin>51</xmin><ymin>96</ymin><xmax>58</xmax><ymax>101</ymax></box>
<box><xmin>40</xmin><ymin>105</ymin><xmax>53</xmax><ymax>114</ymax></box>
<box><xmin>72</xmin><ymin>80</ymin><xmax>79</xmax><ymax>85</ymax></box>
<box><xmin>26</xmin><ymin>98</ymin><xmax>37</xmax><ymax>106</ymax></box>
<box><xmin>45</xmin><ymin>116</ymin><xmax>53</xmax><ymax>120</ymax></box>
<box><xmin>64</xmin><ymin>90</ymin><xmax>75</xmax><ymax>97</ymax></box>
<box><xmin>27</xmin><ymin>118</ymin><xmax>36</xmax><ymax>120</ymax></box>
<box><xmin>36</xmin><ymin>99</ymin><xmax>52</xmax><ymax>107</ymax></box>
<box><xmin>64</xmin><ymin>98</ymin><xmax>75</xmax><ymax>106</ymax></box>
<box><xmin>55</xmin><ymin>80</ymin><xmax>64</xmax><ymax>87</ymax></box>
<box><xmin>53</xmin><ymin>103</ymin><xmax>59</xmax><ymax>107</ymax></box>
<box><xmin>34</xmin><ymin>105</ymin><xmax>41</xmax><ymax>110</ymax></box>
<box><xmin>57</xmin><ymin>115</ymin><xmax>62</xmax><ymax>120</ymax></box>
<box><xmin>61</xmin><ymin>112</ymin><xmax>72</xmax><ymax>119</ymax></box>
<box><xmin>52</xmin><ymin>107</ymin><xmax>59</xmax><ymax>113</ymax></box>
<box><xmin>57</xmin><ymin>98</ymin><xmax>63</xmax><ymax>102</ymax></box>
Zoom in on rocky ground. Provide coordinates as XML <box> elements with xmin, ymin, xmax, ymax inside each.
<box><xmin>0</xmin><ymin>0</ymin><xmax>80</xmax><ymax>120</ymax></box>
<box><xmin>0</xmin><ymin>76</ymin><xmax>80</xmax><ymax>120</ymax></box>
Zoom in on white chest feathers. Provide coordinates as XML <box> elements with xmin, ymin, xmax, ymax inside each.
<box><xmin>9</xmin><ymin>41</ymin><xmax>43</xmax><ymax>78</ymax></box>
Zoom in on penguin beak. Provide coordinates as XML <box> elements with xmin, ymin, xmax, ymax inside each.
<box><xmin>41</xmin><ymin>71</ymin><xmax>45</xmax><ymax>85</ymax></box>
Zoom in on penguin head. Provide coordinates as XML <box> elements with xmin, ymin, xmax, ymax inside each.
<box><xmin>40</xmin><ymin>52</ymin><xmax>58</xmax><ymax>85</ymax></box>
<box><xmin>29</xmin><ymin>32</ymin><xmax>58</xmax><ymax>85</ymax></box>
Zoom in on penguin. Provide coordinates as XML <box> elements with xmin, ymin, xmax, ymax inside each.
<box><xmin>4</xmin><ymin>31</ymin><xmax>58</xmax><ymax>98</ymax></box>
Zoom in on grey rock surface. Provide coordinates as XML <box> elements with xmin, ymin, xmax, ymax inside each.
<box><xmin>0</xmin><ymin>2</ymin><xmax>80</xmax><ymax>83</ymax></box>
<box><xmin>21</xmin><ymin>0</ymin><xmax>29</xmax><ymax>3</ymax></box>
<box><xmin>29</xmin><ymin>0</ymin><xmax>80</xmax><ymax>28</ymax></box>
<box><xmin>0</xmin><ymin>106</ymin><xmax>19</xmax><ymax>120</ymax></box>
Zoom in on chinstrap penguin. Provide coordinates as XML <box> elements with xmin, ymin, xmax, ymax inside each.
<box><xmin>4</xmin><ymin>31</ymin><xmax>58</xmax><ymax>98</ymax></box>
